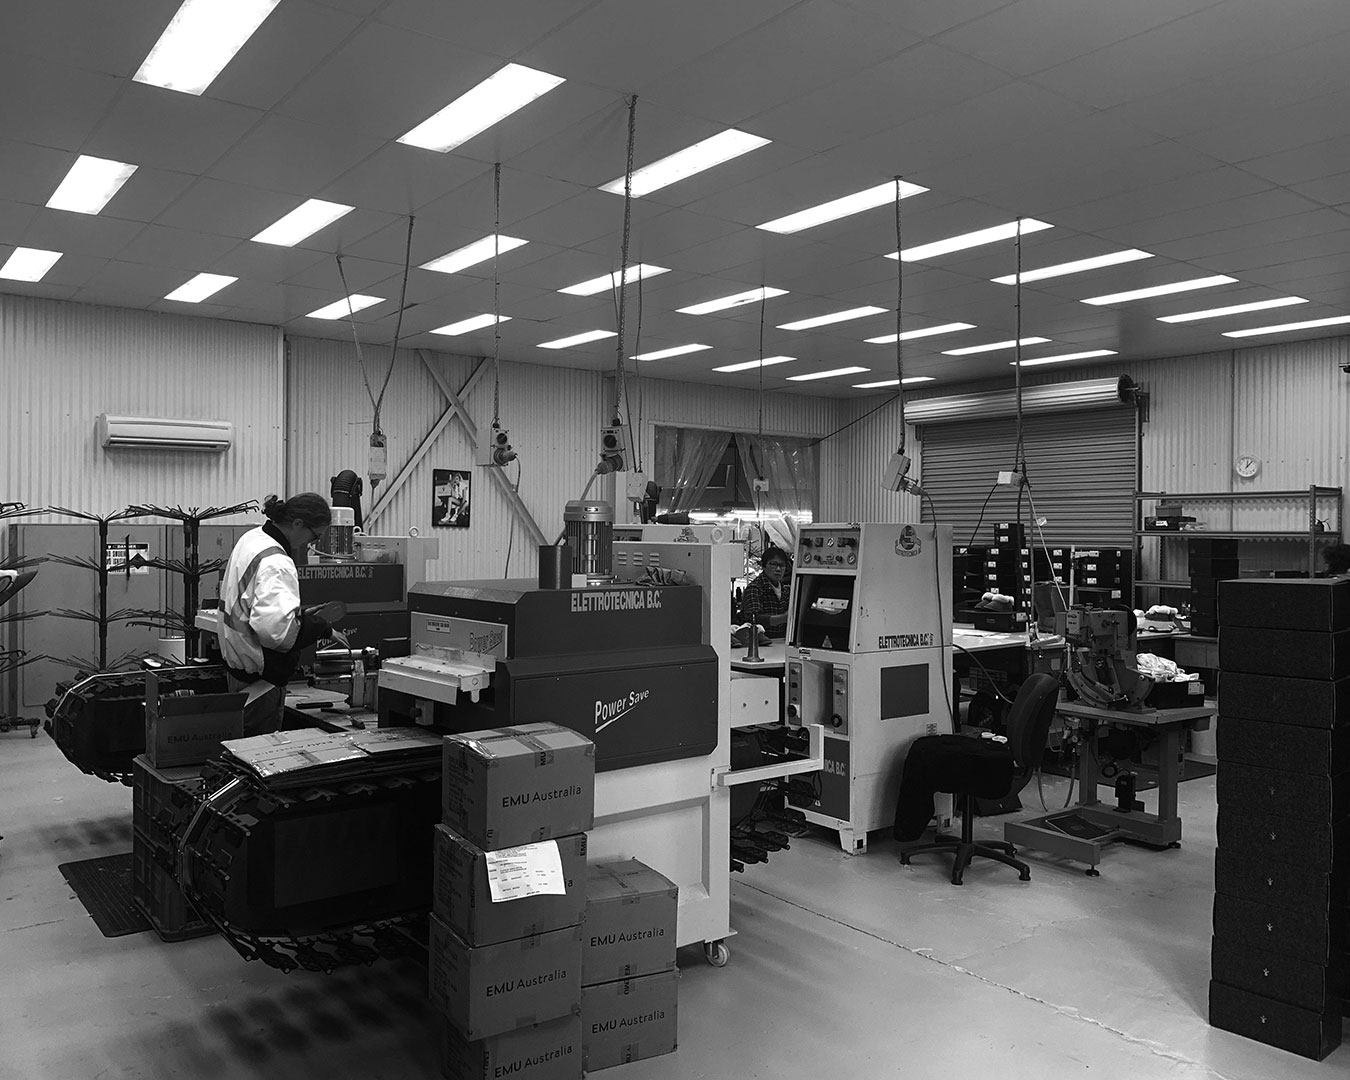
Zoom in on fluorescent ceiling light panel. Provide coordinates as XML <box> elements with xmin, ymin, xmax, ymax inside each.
<box><xmin>0</xmin><ymin>248</ymin><xmax>61</xmax><ymax>282</ymax></box>
<box><xmin>252</xmin><ymin>199</ymin><xmax>354</xmax><ymax>246</ymax></box>
<box><xmin>631</xmin><ymin>344</ymin><xmax>712</xmax><ymax>361</ymax></box>
<box><xmin>890</xmin><ymin>218</ymin><xmax>1052</xmax><ymax>262</ymax></box>
<box><xmin>942</xmin><ymin>337</ymin><xmax>1051</xmax><ymax>356</ymax></box>
<box><xmin>713</xmin><ymin>356</ymin><xmax>796</xmax><ymax>373</ymax></box>
<box><xmin>1158</xmin><ymin>297</ymin><xmax>1308</xmax><ymax>323</ymax></box>
<box><xmin>164</xmin><ymin>272</ymin><xmax>237</xmax><ymax>303</ymax></box>
<box><xmin>865</xmin><ymin>322</ymin><xmax>976</xmax><ymax>344</ymax></box>
<box><xmin>677</xmin><ymin>286</ymin><xmax>787</xmax><ymax>315</ymax></box>
<box><xmin>1222</xmin><ymin>315</ymin><xmax>1350</xmax><ymax>339</ymax></box>
<box><xmin>992</xmin><ymin>249</ymin><xmax>1152</xmax><ymax>285</ymax></box>
<box><xmin>601</xmin><ymin>129</ymin><xmax>770</xmax><ymax>197</ymax></box>
<box><xmin>1082</xmin><ymin>275</ymin><xmax>1236</xmax><ymax>305</ymax></box>
<box><xmin>306</xmin><ymin>294</ymin><xmax>383</xmax><ymax>320</ymax></box>
<box><xmin>758</xmin><ymin>180</ymin><xmax>929</xmax><ymax>234</ymax></box>
<box><xmin>1012</xmin><ymin>349</ymin><xmax>1118</xmax><ymax>367</ymax></box>
<box><xmin>46</xmin><ymin>155</ymin><xmax>137</xmax><ymax>214</ymax></box>
<box><xmin>431</xmin><ymin>313</ymin><xmax>511</xmax><ymax>336</ymax></box>
<box><xmin>779</xmin><ymin>306</ymin><xmax>887</xmax><ymax>331</ymax></box>
<box><xmin>853</xmin><ymin>376</ymin><xmax>936</xmax><ymax>388</ymax></box>
<box><xmin>786</xmin><ymin>366</ymin><xmax>869</xmax><ymax>382</ymax></box>
<box><xmin>399</xmin><ymin>63</ymin><xmax>564</xmax><ymax>153</ymax></box>
<box><xmin>421</xmin><ymin>235</ymin><xmax>528</xmax><ymax>275</ymax></box>
<box><xmin>134</xmin><ymin>0</ymin><xmax>281</xmax><ymax>95</ymax></box>
<box><xmin>538</xmin><ymin>329</ymin><xmax>616</xmax><ymax>349</ymax></box>
<box><xmin>559</xmin><ymin>264</ymin><xmax>669</xmax><ymax>296</ymax></box>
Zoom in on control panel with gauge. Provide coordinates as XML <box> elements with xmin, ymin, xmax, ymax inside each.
<box><xmin>782</xmin><ymin>522</ymin><xmax>954</xmax><ymax>854</ymax></box>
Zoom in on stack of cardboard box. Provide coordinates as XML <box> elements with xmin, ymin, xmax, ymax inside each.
<box><xmin>581</xmin><ymin>860</ymin><xmax>680</xmax><ymax>1072</ymax></box>
<box><xmin>431</xmin><ymin>723</ymin><xmax>596</xmax><ymax>1080</ymax></box>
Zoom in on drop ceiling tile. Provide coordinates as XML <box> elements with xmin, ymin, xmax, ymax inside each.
<box><xmin>153</xmin><ymin>179</ymin><xmax>303</xmax><ymax>240</ymax></box>
<box><xmin>577</xmin><ymin>208</ymin><xmax>741</xmax><ymax>263</ymax></box>
<box><xmin>1050</xmin><ymin>168</ymin><xmax>1274</xmax><ymax>233</ymax></box>
<box><xmin>0</xmin><ymin>280</ymin><xmax>81</xmax><ymax>303</ymax></box>
<box><xmin>637</xmin><ymin>1</ymin><xmax>917</xmax><ymax>125</ymax></box>
<box><xmin>83</xmin><ymin>82</ymin><xmax>265</xmax><ymax>174</ymax></box>
<box><xmin>660</xmin><ymin>227</ymin><xmax>808</xmax><ymax>277</ymax></box>
<box><xmin>1094</xmin><ymin>189</ymin><xmax>1319</xmax><ymax>249</ymax></box>
<box><xmin>0</xmin><ymin>140</ymin><xmax>77</xmax><ymax>207</ymax></box>
<box><xmin>148</xmin><ymin>299</ymin><xmax>235</xmax><ymax>320</ymax></box>
<box><xmin>116</xmin><ymin>224</ymin><xmax>243</xmax><ymax>271</ymax></box>
<box><xmin>20</xmin><ymin>210</ymin><xmax>145</xmax><ymax>258</ymax></box>
<box><xmin>1183</xmin><ymin>90</ymin><xmax>1350</xmax><ymax>164</ymax></box>
<box><xmin>0</xmin><ymin>52</ymin><xmax>122</xmax><ymax>151</ymax></box>
<box><xmin>1202</xmin><ymin>230</ymin><xmax>1350</xmax><ymax>274</ymax></box>
<box><xmin>284</xmin><ymin>255</ymin><xmax>403</xmax><ymax>292</ymax></box>
<box><xmin>14</xmin><ymin>250</ymin><xmax>107</xmax><ymax>290</ymax></box>
<box><xmin>310</xmin><ymin>0</ymin><xmax>387</xmax><ymax>15</ymax></box>
<box><xmin>417</xmin><ymin>169</ymin><xmax>583</xmax><ymax>232</ymax></box>
<box><xmin>936</xmin><ymin>0</ymin><xmax>1224</xmax><ymax>77</ymax></box>
<box><xmin>277</xmin><ymin>23</ymin><xmax>510</xmax><ymax>141</ymax></box>
<box><xmin>207</xmin><ymin>116</ymin><xmax>384</xmax><ymax>197</ymax></box>
<box><xmin>1149</xmin><ymin>209</ymin><xmax>1350</xmax><ymax>263</ymax></box>
<box><xmin>207</xmin><ymin>0</ymin><xmax>363</xmax><ymax>112</ymax></box>
<box><xmin>99</xmin><ymin>167</ymin><xmax>197</xmax><ymax>225</ymax></box>
<box><xmin>838</xmin><ymin>0</ymin><xmax>1014</xmax><ymax>38</ymax></box>
<box><xmin>517</xmin><ymin>0</ymin><xmax>801</xmax><ymax>92</ymax></box>
<box><xmin>0</xmin><ymin>200</ymin><xmax>38</xmax><ymax>243</ymax></box>
<box><xmin>640</xmin><ymin>143</ymin><xmax>812</xmax><ymax>213</ymax></box>
<box><xmin>321</xmin><ymin>144</ymin><xmax>489</xmax><ymax>218</ymax></box>
<box><xmin>2</xmin><ymin>0</ymin><xmax>178</xmax><ymax>76</ymax></box>
<box><xmin>747</xmin><ymin>43</ymin><xmax>1011</xmax><ymax>152</ymax></box>
<box><xmin>1291</xmin><ymin>171</ymin><xmax>1350</xmax><ymax>206</ymax></box>
<box><xmin>207</xmin><ymin>244</ymin><xmax>327</xmax><ymax>284</ymax></box>
<box><xmin>512</xmin><ymin>189</ymin><xmax>631</xmax><ymax>250</ymax></box>
<box><xmin>1240</xmin><ymin>135</ymin><xmax>1350</xmax><ymax>187</ymax></box>
<box><xmin>77</xmin><ymin>257</ymin><xmax>192</xmax><ymax>300</ymax></box>
<box><xmin>378</xmin><ymin>0</ymin><xmax>596</xmax><ymax>56</ymax></box>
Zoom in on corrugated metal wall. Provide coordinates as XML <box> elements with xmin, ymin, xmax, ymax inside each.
<box><xmin>286</xmin><ymin>337</ymin><xmax>605</xmax><ymax>582</ymax></box>
<box><xmin>821</xmin><ymin>393</ymin><xmax>921</xmax><ymax>523</ymax></box>
<box><xmin>0</xmin><ymin>293</ymin><xmax>282</xmax><ymax>518</ymax></box>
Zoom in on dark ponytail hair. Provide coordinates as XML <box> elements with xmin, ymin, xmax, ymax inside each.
<box><xmin>262</xmin><ymin>493</ymin><xmax>332</xmax><ymax>529</ymax></box>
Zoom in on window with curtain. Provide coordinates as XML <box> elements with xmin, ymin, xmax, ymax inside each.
<box><xmin>652</xmin><ymin>425</ymin><xmax>818</xmax><ymax>552</ymax></box>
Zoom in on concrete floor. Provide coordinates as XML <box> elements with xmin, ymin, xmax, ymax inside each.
<box><xmin>2</xmin><ymin>732</ymin><xmax>1344</xmax><ymax>1080</ymax></box>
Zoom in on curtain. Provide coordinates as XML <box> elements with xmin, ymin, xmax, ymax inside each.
<box><xmin>663</xmin><ymin>427</ymin><xmax>734</xmax><ymax>513</ymax></box>
<box><xmin>734</xmin><ymin>434</ymin><xmax>818</xmax><ymax>553</ymax></box>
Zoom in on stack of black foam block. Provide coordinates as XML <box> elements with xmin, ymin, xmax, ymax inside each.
<box><xmin>1210</xmin><ymin>578</ymin><xmax>1350</xmax><ymax>1060</ymax></box>
<box><xmin>1189</xmin><ymin>538</ymin><xmax>1240</xmax><ymax>637</ymax></box>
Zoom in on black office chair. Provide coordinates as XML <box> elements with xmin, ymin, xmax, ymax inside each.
<box><xmin>898</xmin><ymin>673</ymin><xmax>1061</xmax><ymax>885</ymax></box>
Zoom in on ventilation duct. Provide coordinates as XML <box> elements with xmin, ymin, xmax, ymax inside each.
<box><xmin>904</xmin><ymin>377</ymin><xmax>1136</xmax><ymax>425</ymax></box>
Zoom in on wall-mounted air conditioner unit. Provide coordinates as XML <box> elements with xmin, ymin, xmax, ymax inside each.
<box><xmin>96</xmin><ymin>414</ymin><xmax>234</xmax><ymax>452</ymax></box>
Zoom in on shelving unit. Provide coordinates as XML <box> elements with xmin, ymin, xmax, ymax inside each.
<box><xmin>1133</xmin><ymin>485</ymin><xmax>1342</xmax><ymax>604</ymax></box>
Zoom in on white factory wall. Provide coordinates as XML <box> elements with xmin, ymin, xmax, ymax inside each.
<box><xmin>0</xmin><ymin>293</ymin><xmax>283</xmax><ymax>518</ymax></box>
<box><xmin>285</xmin><ymin>338</ymin><xmax>605</xmax><ymax>582</ymax></box>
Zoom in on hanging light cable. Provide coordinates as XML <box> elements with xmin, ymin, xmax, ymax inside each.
<box><xmin>493</xmin><ymin>162</ymin><xmax>502</xmax><ymax>428</ymax></box>
<box><xmin>613</xmin><ymin>95</ymin><xmax>637</xmax><ymax>431</ymax></box>
<box><xmin>894</xmin><ymin>175</ymin><xmax>906</xmax><ymax>454</ymax></box>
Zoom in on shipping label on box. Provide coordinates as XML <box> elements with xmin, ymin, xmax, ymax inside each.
<box><xmin>434</xmin><ymin>825</ymin><xmax>587</xmax><ymax>946</ymax></box>
<box><xmin>438</xmin><ymin>1014</ymin><xmax>582</xmax><ymax>1080</ymax></box>
<box><xmin>443</xmin><ymin>724</ymin><xmax>595</xmax><ymax>851</ymax></box>
<box><xmin>583</xmin><ymin>860</ymin><xmax>677</xmax><ymax>985</ymax></box>
<box><xmin>429</xmin><ymin>915</ymin><xmax>582</xmax><ymax>1041</ymax></box>
<box><xmin>582</xmin><ymin>970</ymin><xmax>679</xmax><ymax>1072</ymax></box>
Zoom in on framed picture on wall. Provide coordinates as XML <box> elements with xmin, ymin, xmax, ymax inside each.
<box><xmin>432</xmin><ymin>468</ymin><xmax>471</xmax><ymax>528</ymax></box>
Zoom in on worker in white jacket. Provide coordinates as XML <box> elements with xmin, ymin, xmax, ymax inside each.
<box><xmin>220</xmin><ymin>492</ymin><xmax>346</xmax><ymax>735</ymax></box>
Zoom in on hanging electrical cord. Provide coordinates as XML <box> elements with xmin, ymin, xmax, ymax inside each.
<box><xmin>336</xmin><ymin>254</ymin><xmax>378</xmax><ymax>415</ymax></box>
<box><xmin>492</xmin><ymin>163</ymin><xmax>503</xmax><ymax>429</ymax></box>
<box><xmin>1013</xmin><ymin>220</ymin><xmax>1026</xmax><ymax>472</ymax></box>
<box><xmin>894</xmin><ymin>176</ymin><xmax>906</xmax><ymax>451</ymax></box>
<box><xmin>755</xmin><ymin>288</ymin><xmax>767</xmax><ymax>551</ymax></box>
<box><xmin>612</xmin><ymin>96</ymin><xmax>638</xmax><ymax>431</ymax></box>
<box><xmin>374</xmin><ymin>215</ymin><xmax>415</xmax><ymax>434</ymax></box>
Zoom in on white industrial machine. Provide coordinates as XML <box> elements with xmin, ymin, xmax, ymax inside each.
<box><xmin>785</xmin><ymin>522</ymin><xmax>954</xmax><ymax>854</ymax></box>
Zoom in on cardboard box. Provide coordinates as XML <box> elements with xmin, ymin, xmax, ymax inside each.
<box><xmin>438</xmin><ymin>1014</ymin><xmax>582</xmax><ymax>1080</ymax></box>
<box><xmin>429</xmin><ymin>914</ymin><xmax>582</xmax><ymax>1040</ymax></box>
<box><xmin>144</xmin><ymin>670</ymin><xmax>245</xmax><ymax>768</ymax></box>
<box><xmin>442</xmin><ymin>724</ymin><xmax>595</xmax><ymax>850</ymax></box>
<box><xmin>434</xmin><ymin>825</ymin><xmax>587</xmax><ymax>946</ymax></box>
<box><xmin>581</xmin><ymin>970</ymin><xmax>678</xmax><ymax>1072</ymax></box>
<box><xmin>584</xmin><ymin>860</ymin><xmax>677</xmax><ymax>985</ymax></box>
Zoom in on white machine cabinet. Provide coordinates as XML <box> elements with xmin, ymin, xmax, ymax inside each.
<box><xmin>785</xmin><ymin>523</ymin><xmax>954</xmax><ymax>854</ymax></box>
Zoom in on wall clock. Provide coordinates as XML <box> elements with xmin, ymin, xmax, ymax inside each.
<box><xmin>1235</xmin><ymin>455</ymin><xmax>1261</xmax><ymax>479</ymax></box>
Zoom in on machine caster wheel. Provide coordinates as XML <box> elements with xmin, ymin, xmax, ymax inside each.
<box><xmin>704</xmin><ymin>941</ymin><xmax>730</xmax><ymax>968</ymax></box>
<box><xmin>1168</xmin><ymin>841</ymin><xmax>1181</xmax><ymax>849</ymax></box>
<box><xmin>1019</xmin><ymin>869</ymin><xmax>1031</xmax><ymax>881</ymax></box>
<box><xmin>899</xmin><ymin>853</ymin><xmax>911</xmax><ymax>865</ymax></box>
<box><xmin>1085</xmin><ymin>867</ymin><xmax>1100</xmax><ymax>877</ymax></box>
<box><xmin>951</xmin><ymin>873</ymin><xmax>964</xmax><ymax>886</ymax></box>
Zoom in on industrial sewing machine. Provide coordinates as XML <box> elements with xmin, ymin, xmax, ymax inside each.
<box><xmin>1063</xmin><ymin>604</ymin><xmax>1155</xmax><ymax>709</ymax></box>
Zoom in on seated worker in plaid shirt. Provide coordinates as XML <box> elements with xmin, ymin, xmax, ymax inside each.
<box><xmin>739</xmin><ymin>546</ymin><xmax>792</xmax><ymax>638</ymax></box>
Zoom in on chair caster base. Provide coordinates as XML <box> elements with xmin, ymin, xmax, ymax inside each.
<box><xmin>1086</xmin><ymin>867</ymin><xmax>1100</xmax><ymax>877</ymax></box>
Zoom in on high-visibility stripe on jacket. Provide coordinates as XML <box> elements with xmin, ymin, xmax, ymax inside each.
<box><xmin>219</xmin><ymin>524</ymin><xmax>302</xmax><ymax>676</ymax></box>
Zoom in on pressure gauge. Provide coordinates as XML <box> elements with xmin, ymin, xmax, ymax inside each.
<box><xmin>1234</xmin><ymin>455</ymin><xmax>1261</xmax><ymax>479</ymax></box>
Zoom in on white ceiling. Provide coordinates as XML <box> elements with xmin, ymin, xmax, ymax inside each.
<box><xmin>6</xmin><ymin>0</ymin><xmax>1350</xmax><ymax>396</ymax></box>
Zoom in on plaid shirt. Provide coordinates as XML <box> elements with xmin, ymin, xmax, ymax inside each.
<box><xmin>739</xmin><ymin>573</ymin><xmax>790</xmax><ymax>636</ymax></box>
